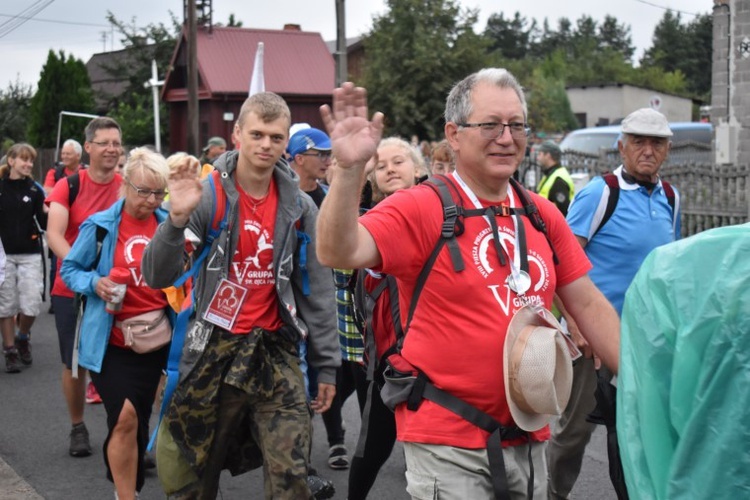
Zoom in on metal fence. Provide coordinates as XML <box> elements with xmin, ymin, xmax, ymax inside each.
<box><xmin>519</xmin><ymin>142</ymin><xmax>749</xmax><ymax>238</ymax></box>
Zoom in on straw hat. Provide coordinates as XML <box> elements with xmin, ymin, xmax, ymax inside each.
<box><xmin>503</xmin><ymin>305</ymin><xmax>573</xmax><ymax>431</ymax></box>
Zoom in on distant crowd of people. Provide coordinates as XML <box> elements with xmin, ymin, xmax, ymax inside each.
<box><xmin>0</xmin><ymin>66</ymin><xmax>747</xmax><ymax>500</ymax></box>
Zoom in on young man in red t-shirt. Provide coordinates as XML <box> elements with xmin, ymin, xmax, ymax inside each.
<box><xmin>46</xmin><ymin>117</ymin><xmax>123</xmax><ymax>458</ymax></box>
<box><xmin>316</xmin><ymin>72</ymin><xmax>621</xmax><ymax>498</ymax></box>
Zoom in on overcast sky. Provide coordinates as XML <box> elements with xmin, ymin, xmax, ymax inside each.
<box><xmin>1</xmin><ymin>0</ymin><xmax>711</xmax><ymax>89</ymax></box>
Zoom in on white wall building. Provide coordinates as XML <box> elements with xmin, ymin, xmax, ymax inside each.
<box><xmin>566</xmin><ymin>83</ymin><xmax>693</xmax><ymax>128</ymax></box>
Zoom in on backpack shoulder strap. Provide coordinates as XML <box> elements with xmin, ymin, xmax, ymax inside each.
<box><xmin>207</xmin><ymin>170</ymin><xmax>229</xmax><ymax>240</ymax></box>
<box><xmin>172</xmin><ymin>170</ymin><xmax>228</xmax><ymax>289</ymax></box>
<box><xmin>67</xmin><ymin>173</ymin><xmax>81</xmax><ymax>207</ymax></box>
<box><xmin>354</xmin><ymin>271</ymin><xmax>404</xmax><ymax>378</ymax></box>
<box><xmin>54</xmin><ymin>163</ymin><xmax>65</xmax><ymax>182</ymax></box>
<box><xmin>93</xmin><ymin>225</ymin><xmax>107</xmax><ymax>269</ymax></box>
<box><xmin>661</xmin><ymin>179</ymin><xmax>677</xmax><ymax>221</ymax></box>
<box><xmin>422</xmin><ymin>175</ymin><xmax>466</xmax><ymax>273</ymax></box>
<box><xmin>592</xmin><ymin>173</ymin><xmax>620</xmax><ymax>238</ymax></box>
<box><xmin>509</xmin><ymin>177</ymin><xmax>559</xmax><ymax>265</ymax></box>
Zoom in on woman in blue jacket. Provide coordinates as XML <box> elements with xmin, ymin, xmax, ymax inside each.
<box><xmin>61</xmin><ymin>148</ymin><xmax>173</xmax><ymax>500</ymax></box>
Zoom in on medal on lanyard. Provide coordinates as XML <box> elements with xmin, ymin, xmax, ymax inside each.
<box><xmin>452</xmin><ymin>172</ymin><xmax>531</xmax><ymax>296</ymax></box>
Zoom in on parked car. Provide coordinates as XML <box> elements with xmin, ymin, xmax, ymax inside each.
<box><xmin>560</xmin><ymin>122</ymin><xmax>713</xmax><ymax>155</ymax></box>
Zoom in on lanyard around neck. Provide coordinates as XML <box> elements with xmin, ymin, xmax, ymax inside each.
<box><xmin>451</xmin><ymin>172</ymin><xmax>530</xmax><ymax>295</ymax></box>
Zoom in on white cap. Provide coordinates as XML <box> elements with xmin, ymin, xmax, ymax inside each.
<box><xmin>621</xmin><ymin>108</ymin><xmax>673</xmax><ymax>137</ymax></box>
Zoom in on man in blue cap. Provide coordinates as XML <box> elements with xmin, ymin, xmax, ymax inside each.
<box><xmin>288</xmin><ymin>125</ymin><xmax>358</xmax><ymax>474</ymax></box>
<box><xmin>287</xmin><ymin>127</ymin><xmax>332</xmax><ymax>207</ymax></box>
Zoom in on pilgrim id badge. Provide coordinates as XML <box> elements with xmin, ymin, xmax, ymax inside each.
<box><xmin>203</xmin><ymin>278</ymin><xmax>248</xmax><ymax>330</ymax></box>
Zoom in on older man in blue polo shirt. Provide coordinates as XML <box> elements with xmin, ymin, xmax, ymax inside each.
<box><xmin>548</xmin><ymin>108</ymin><xmax>681</xmax><ymax>499</ymax></box>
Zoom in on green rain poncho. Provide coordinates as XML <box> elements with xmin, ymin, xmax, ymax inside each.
<box><xmin>618</xmin><ymin>223</ymin><xmax>750</xmax><ymax>499</ymax></box>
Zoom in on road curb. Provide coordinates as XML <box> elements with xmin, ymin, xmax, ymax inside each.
<box><xmin>0</xmin><ymin>456</ymin><xmax>43</xmax><ymax>500</ymax></box>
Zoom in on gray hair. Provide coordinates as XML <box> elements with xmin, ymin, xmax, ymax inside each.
<box><xmin>62</xmin><ymin>139</ymin><xmax>82</xmax><ymax>156</ymax></box>
<box><xmin>444</xmin><ymin>68</ymin><xmax>527</xmax><ymax>124</ymax></box>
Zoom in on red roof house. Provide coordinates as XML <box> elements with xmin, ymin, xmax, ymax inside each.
<box><xmin>162</xmin><ymin>25</ymin><xmax>335</xmax><ymax>153</ymax></box>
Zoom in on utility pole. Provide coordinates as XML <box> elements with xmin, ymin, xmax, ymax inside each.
<box><xmin>335</xmin><ymin>0</ymin><xmax>347</xmax><ymax>87</ymax></box>
<box><xmin>144</xmin><ymin>60</ymin><xmax>165</xmax><ymax>152</ymax></box>
<box><xmin>186</xmin><ymin>0</ymin><xmax>199</xmax><ymax>155</ymax></box>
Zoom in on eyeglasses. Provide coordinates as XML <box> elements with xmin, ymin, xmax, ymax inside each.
<box><xmin>127</xmin><ymin>180</ymin><xmax>167</xmax><ymax>200</ymax></box>
<box><xmin>90</xmin><ymin>140</ymin><xmax>123</xmax><ymax>149</ymax></box>
<box><xmin>457</xmin><ymin>122</ymin><xmax>530</xmax><ymax>140</ymax></box>
<box><xmin>300</xmin><ymin>151</ymin><xmax>332</xmax><ymax>161</ymax></box>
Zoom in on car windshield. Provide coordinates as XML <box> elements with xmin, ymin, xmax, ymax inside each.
<box><xmin>560</xmin><ymin>132</ymin><xmax>619</xmax><ymax>154</ymax></box>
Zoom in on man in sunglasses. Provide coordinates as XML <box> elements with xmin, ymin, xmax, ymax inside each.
<box><xmin>287</xmin><ymin>127</ymin><xmax>333</xmax><ymax>208</ymax></box>
<box><xmin>46</xmin><ymin>117</ymin><xmax>124</xmax><ymax>458</ymax></box>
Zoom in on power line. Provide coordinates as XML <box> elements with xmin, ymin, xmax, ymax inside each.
<box><xmin>632</xmin><ymin>0</ymin><xmax>701</xmax><ymax>17</ymax></box>
<box><xmin>0</xmin><ymin>12</ymin><xmax>109</xmax><ymax>29</ymax></box>
<box><xmin>0</xmin><ymin>0</ymin><xmax>57</xmax><ymax>39</ymax></box>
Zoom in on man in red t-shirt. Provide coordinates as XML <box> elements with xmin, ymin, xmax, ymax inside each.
<box><xmin>43</xmin><ymin>139</ymin><xmax>86</xmax><ymax>194</ymax></box>
<box><xmin>44</xmin><ymin>138</ymin><xmax>86</xmax><ymax>314</ymax></box>
<box><xmin>316</xmin><ymin>71</ymin><xmax>621</xmax><ymax>498</ymax></box>
<box><xmin>46</xmin><ymin>117</ymin><xmax>123</xmax><ymax>458</ymax></box>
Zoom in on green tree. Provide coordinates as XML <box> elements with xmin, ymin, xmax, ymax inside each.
<box><xmin>27</xmin><ymin>50</ymin><xmax>94</xmax><ymax>148</ymax></box>
<box><xmin>98</xmin><ymin>12</ymin><xmax>180</xmax><ymax>146</ymax></box>
<box><xmin>0</xmin><ymin>77</ymin><xmax>33</xmax><ymax>147</ymax></box>
<box><xmin>484</xmin><ymin>12</ymin><xmax>537</xmax><ymax>60</ymax></box>
<box><xmin>524</xmin><ymin>67</ymin><xmax>579</xmax><ymax>132</ymax></box>
<box><xmin>361</xmin><ymin>0</ymin><xmax>490</xmax><ymax>140</ymax></box>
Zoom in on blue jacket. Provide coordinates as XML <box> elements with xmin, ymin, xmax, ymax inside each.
<box><xmin>60</xmin><ymin>199</ymin><xmax>170</xmax><ymax>372</ymax></box>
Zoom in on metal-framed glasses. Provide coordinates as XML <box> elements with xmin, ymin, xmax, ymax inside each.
<box><xmin>90</xmin><ymin>140</ymin><xmax>123</xmax><ymax>149</ymax></box>
<box><xmin>127</xmin><ymin>180</ymin><xmax>167</xmax><ymax>200</ymax></box>
<box><xmin>458</xmin><ymin>122</ymin><xmax>530</xmax><ymax>140</ymax></box>
<box><xmin>301</xmin><ymin>150</ymin><xmax>332</xmax><ymax>161</ymax></box>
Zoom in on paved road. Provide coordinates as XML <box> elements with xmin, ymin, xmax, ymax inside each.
<box><xmin>0</xmin><ymin>297</ymin><xmax>616</xmax><ymax>499</ymax></box>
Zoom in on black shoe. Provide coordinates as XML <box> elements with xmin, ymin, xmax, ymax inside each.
<box><xmin>48</xmin><ymin>304</ymin><xmax>54</xmax><ymax>314</ymax></box>
<box><xmin>69</xmin><ymin>423</ymin><xmax>92</xmax><ymax>457</ymax></box>
<box><xmin>307</xmin><ymin>472</ymin><xmax>335</xmax><ymax>499</ymax></box>
<box><xmin>327</xmin><ymin>444</ymin><xmax>350</xmax><ymax>470</ymax></box>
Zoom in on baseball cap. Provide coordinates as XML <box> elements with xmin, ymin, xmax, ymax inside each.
<box><xmin>203</xmin><ymin>136</ymin><xmax>226</xmax><ymax>152</ymax></box>
<box><xmin>287</xmin><ymin>127</ymin><xmax>332</xmax><ymax>158</ymax></box>
<box><xmin>621</xmin><ymin>108</ymin><xmax>673</xmax><ymax>138</ymax></box>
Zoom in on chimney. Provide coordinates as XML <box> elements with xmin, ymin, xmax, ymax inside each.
<box><xmin>283</xmin><ymin>24</ymin><xmax>302</xmax><ymax>31</ymax></box>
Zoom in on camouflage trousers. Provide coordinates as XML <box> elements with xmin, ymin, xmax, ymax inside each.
<box><xmin>158</xmin><ymin>326</ymin><xmax>312</xmax><ymax>499</ymax></box>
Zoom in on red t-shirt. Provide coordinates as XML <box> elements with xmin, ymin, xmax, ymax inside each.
<box><xmin>227</xmin><ymin>177</ymin><xmax>283</xmax><ymax>333</ymax></box>
<box><xmin>110</xmin><ymin>211</ymin><xmax>169</xmax><ymax>347</ymax></box>
<box><xmin>43</xmin><ymin>164</ymin><xmax>83</xmax><ymax>189</ymax></box>
<box><xmin>46</xmin><ymin>169</ymin><xmax>123</xmax><ymax>297</ymax></box>
<box><xmin>359</xmin><ymin>180</ymin><xmax>591</xmax><ymax>449</ymax></box>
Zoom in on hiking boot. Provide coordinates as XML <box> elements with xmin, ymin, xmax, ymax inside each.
<box><xmin>15</xmin><ymin>336</ymin><xmax>32</xmax><ymax>365</ymax></box>
<box><xmin>4</xmin><ymin>347</ymin><xmax>21</xmax><ymax>373</ymax></box>
<box><xmin>307</xmin><ymin>471</ymin><xmax>335</xmax><ymax>499</ymax></box>
<box><xmin>86</xmin><ymin>381</ymin><xmax>102</xmax><ymax>404</ymax></box>
<box><xmin>327</xmin><ymin>444</ymin><xmax>350</xmax><ymax>470</ymax></box>
<box><xmin>69</xmin><ymin>423</ymin><xmax>92</xmax><ymax>457</ymax></box>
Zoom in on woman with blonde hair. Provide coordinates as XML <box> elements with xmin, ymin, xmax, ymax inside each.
<box><xmin>369</xmin><ymin>136</ymin><xmax>424</xmax><ymax>203</ymax></box>
<box><xmin>61</xmin><ymin>147</ymin><xmax>174</xmax><ymax>499</ymax></box>
<box><xmin>348</xmin><ymin>136</ymin><xmax>419</xmax><ymax>499</ymax></box>
<box><xmin>0</xmin><ymin>143</ymin><xmax>46</xmax><ymax>373</ymax></box>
